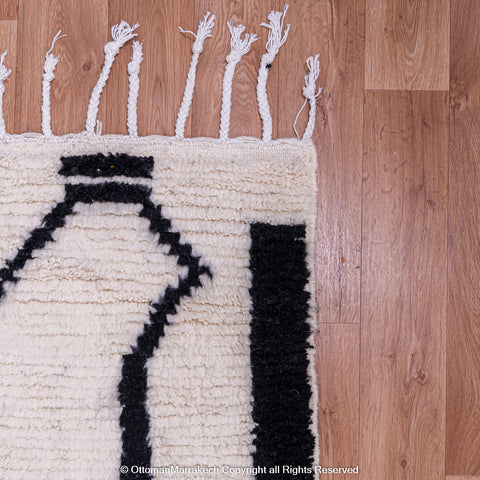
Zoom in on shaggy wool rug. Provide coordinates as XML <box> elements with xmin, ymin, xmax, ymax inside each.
<box><xmin>0</xmin><ymin>137</ymin><xmax>318</xmax><ymax>480</ymax></box>
<box><xmin>0</xmin><ymin>6</ymin><xmax>319</xmax><ymax>480</ymax></box>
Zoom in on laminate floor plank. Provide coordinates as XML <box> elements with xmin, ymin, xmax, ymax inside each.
<box><xmin>447</xmin><ymin>1</ymin><xmax>480</xmax><ymax>474</ymax></box>
<box><xmin>107</xmin><ymin>0</ymin><xmax>193</xmax><ymax>136</ymax></box>
<box><xmin>365</xmin><ymin>0</ymin><xmax>449</xmax><ymax>90</ymax></box>
<box><xmin>0</xmin><ymin>1</ymin><xmax>19</xmax><ymax>20</ymax></box>
<box><xmin>279</xmin><ymin>0</ymin><xmax>364</xmax><ymax>324</ymax></box>
<box><xmin>0</xmin><ymin>20</ymin><xmax>18</xmax><ymax>133</ymax></box>
<box><xmin>20</xmin><ymin>0</ymin><xmax>109</xmax><ymax>135</ymax></box>
<box><xmin>360</xmin><ymin>90</ymin><xmax>448</xmax><ymax>480</ymax></box>
<box><xmin>317</xmin><ymin>324</ymin><xmax>360</xmax><ymax>479</ymax></box>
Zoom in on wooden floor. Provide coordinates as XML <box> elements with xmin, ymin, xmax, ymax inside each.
<box><xmin>1</xmin><ymin>1</ymin><xmax>479</xmax><ymax>479</ymax></box>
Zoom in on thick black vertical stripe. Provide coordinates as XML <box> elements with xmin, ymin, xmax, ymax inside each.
<box><xmin>249</xmin><ymin>223</ymin><xmax>314</xmax><ymax>480</ymax></box>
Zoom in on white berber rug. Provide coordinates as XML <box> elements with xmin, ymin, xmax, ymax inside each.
<box><xmin>0</xmin><ymin>7</ymin><xmax>319</xmax><ymax>480</ymax></box>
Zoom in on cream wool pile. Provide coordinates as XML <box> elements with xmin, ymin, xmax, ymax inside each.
<box><xmin>0</xmin><ymin>6</ymin><xmax>319</xmax><ymax>480</ymax></box>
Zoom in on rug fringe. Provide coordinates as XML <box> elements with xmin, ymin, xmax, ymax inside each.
<box><xmin>219</xmin><ymin>23</ymin><xmax>257</xmax><ymax>140</ymax></box>
<box><xmin>85</xmin><ymin>20</ymin><xmax>139</xmax><ymax>135</ymax></box>
<box><xmin>175</xmin><ymin>12</ymin><xmax>215</xmax><ymax>139</ymax></box>
<box><xmin>257</xmin><ymin>5</ymin><xmax>290</xmax><ymax>142</ymax></box>
<box><xmin>0</xmin><ymin>50</ymin><xmax>12</xmax><ymax>136</ymax></box>
<box><xmin>294</xmin><ymin>54</ymin><xmax>322</xmax><ymax>141</ymax></box>
<box><xmin>0</xmin><ymin>6</ymin><xmax>322</xmax><ymax>141</ymax></box>
<box><xmin>42</xmin><ymin>30</ymin><xmax>66</xmax><ymax>137</ymax></box>
<box><xmin>127</xmin><ymin>41</ymin><xmax>143</xmax><ymax>137</ymax></box>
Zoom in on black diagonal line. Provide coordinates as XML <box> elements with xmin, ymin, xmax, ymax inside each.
<box><xmin>0</xmin><ymin>183</ymin><xmax>151</xmax><ymax>299</ymax></box>
<box><xmin>118</xmin><ymin>198</ymin><xmax>211</xmax><ymax>480</ymax></box>
<box><xmin>0</xmin><ymin>200</ymin><xmax>76</xmax><ymax>299</ymax></box>
<box><xmin>0</xmin><ymin>179</ymin><xmax>212</xmax><ymax>480</ymax></box>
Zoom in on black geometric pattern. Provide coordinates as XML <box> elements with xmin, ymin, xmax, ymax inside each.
<box><xmin>0</xmin><ymin>154</ymin><xmax>212</xmax><ymax>480</ymax></box>
<box><xmin>0</xmin><ymin>154</ymin><xmax>315</xmax><ymax>480</ymax></box>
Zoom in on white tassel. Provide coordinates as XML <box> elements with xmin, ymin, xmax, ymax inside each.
<box><xmin>175</xmin><ymin>12</ymin><xmax>215</xmax><ymax>139</ymax></box>
<box><xmin>219</xmin><ymin>23</ymin><xmax>258</xmax><ymax>140</ymax></box>
<box><xmin>85</xmin><ymin>20</ymin><xmax>139</xmax><ymax>134</ymax></box>
<box><xmin>127</xmin><ymin>41</ymin><xmax>143</xmax><ymax>137</ymax></box>
<box><xmin>0</xmin><ymin>50</ymin><xmax>12</xmax><ymax>136</ymax></box>
<box><xmin>42</xmin><ymin>30</ymin><xmax>66</xmax><ymax>137</ymax></box>
<box><xmin>256</xmin><ymin>5</ymin><xmax>290</xmax><ymax>142</ymax></box>
<box><xmin>95</xmin><ymin>120</ymin><xmax>103</xmax><ymax>136</ymax></box>
<box><xmin>293</xmin><ymin>54</ymin><xmax>322</xmax><ymax>140</ymax></box>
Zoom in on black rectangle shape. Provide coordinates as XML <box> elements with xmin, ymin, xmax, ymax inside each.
<box><xmin>60</xmin><ymin>153</ymin><xmax>154</xmax><ymax>178</ymax></box>
<box><xmin>65</xmin><ymin>183</ymin><xmax>151</xmax><ymax>204</ymax></box>
<box><xmin>249</xmin><ymin>223</ymin><xmax>314</xmax><ymax>480</ymax></box>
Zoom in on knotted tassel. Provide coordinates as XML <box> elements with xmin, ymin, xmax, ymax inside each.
<box><xmin>42</xmin><ymin>30</ymin><xmax>66</xmax><ymax>137</ymax></box>
<box><xmin>127</xmin><ymin>41</ymin><xmax>143</xmax><ymax>136</ymax></box>
<box><xmin>175</xmin><ymin>12</ymin><xmax>215</xmax><ymax>139</ymax></box>
<box><xmin>0</xmin><ymin>50</ymin><xmax>11</xmax><ymax>136</ymax></box>
<box><xmin>85</xmin><ymin>20</ymin><xmax>139</xmax><ymax>134</ymax></box>
<box><xmin>256</xmin><ymin>5</ymin><xmax>290</xmax><ymax>142</ymax></box>
<box><xmin>293</xmin><ymin>54</ymin><xmax>322</xmax><ymax>140</ymax></box>
<box><xmin>219</xmin><ymin>23</ymin><xmax>258</xmax><ymax>140</ymax></box>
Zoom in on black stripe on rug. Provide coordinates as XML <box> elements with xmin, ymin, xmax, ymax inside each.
<box><xmin>65</xmin><ymin>182</ymin><xmax>151</xmax><ymax>204</ymax></box>
<box><xmin>0</xmin><ymin>182</ymin><xmax>152</xmax><ymax>299</ymax></box>
<box><xmin>119</xmin><ymin>197</ymin><xmax>212</xmax><ymax>480</ymax></box>
<box><xmin>0</xmin><ymin>200</ymin><xmax>75</xmax><ymax>298</ymax></box>
<box><xmin>249</xmin><ymin>223</ymin><xmax>314</xmax><ymax>480</ymax></box>
<box><xmin>59</xmin><ymin>153</ymin><xmax>154</xmax><ymax>178</ymax></box>
<box><xmin>0</xmin><ymin>166</ymin><xmax>212</xmax><ymax>480</ymax></box>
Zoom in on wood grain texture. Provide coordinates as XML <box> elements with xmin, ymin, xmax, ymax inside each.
<box><xmin>275</xmin><ymin>0</ymin><xmax>362</xmax><ymax>471</ymax></box>
<box><xmin>6</xmin><ymin>0</ymin><xmax>480</xmax><ymax>477</ymax></box>
<box><xmin>0</xmin><ymin>1</ymin><xmax>19</xmax><ymax>20</ymax></box>
<box><xmin>0</xmin><ymin>20</ymin><xmax>17</xmax><ymax>133</ymax></box>
<box><xmin>20</xmin><ymin>0</ymin><xmax>108</xmax><ymax>134</ymax></box>
<box><xmin>278</xmin><ymin>0</ymin><xmax>363</xmax><ymax>324</ymax></box>
<box><xmin>317</xmin><ymin>324</ymin><xmax>359</xmax><ymax>479</ymax></box>
<box><xmin>365</xmin><ymin>0</ymin><xmax>449</xmax><ymax>90</ymax></box>
<box><xmin>277</xmin><ymin>0</ymin><xmax>363</xmax><ymax>472</ymax></box>
<box><xmin>447</xmin><ymin>477</ymin><xmax>480</xmax><ymax>480</ymax></box>
<box><xmin>191</xmin><ymin>0</ymin><xmax>280</xmax><ymax>139</ymax></box>
<box><xmin>107</xmin><ymin>0</ymin><xmax>193</xmax><ymax>136</ymax></box>
<box><xmin>360</xmin><ymin>90</ymin><xmax>448</xmax><ymax>480</ymax></box>
<box><xmin>448</xmin><ymin>0</ymin><xmax>480</xmax><ymax>474</ymax></box>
